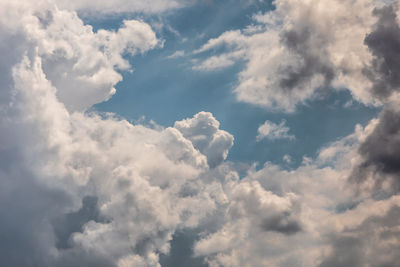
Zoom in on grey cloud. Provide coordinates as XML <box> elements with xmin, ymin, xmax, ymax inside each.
<box><xmin>363</xmin><ymin>4</ymin><xmax>400</xmax><ymax>100</ymax></box>
<box><xmin>0</xmin><ymin>30</ymin><xmax>26</xmax><ymax>107</ymax></box>
<box><xmin>0</xmin><ymin>165</ymin><xmax>72</xmax><ymax>266</ymax></box>
<box><xmin>53</xmin><ymin>196</ymin><xmax>109</xmax><ymax>250</ymax></box>
<box><xmin>160</xmin><ymin>230</ymin><xmax>207</xmax><ymax>267</ymax></box>
<box><xmin>280</xmin><ymin>25</ymin><xmax>335</xmax><ymax>93</ymax></box>
<box><xmin>260</xmin><ymin>211</ymin><xmax>302</xmax><ymax>235</ymax></box>
<box><xmin>319</xmin><ymin>236</ymin><xmax>364</xmax><ymax>267</ymax></box>
<box><xmin>35</xmin><ymin>10</ymin><xmax>54</xmax><ymax>28</ymax></box>
<box><xmin>193</xmin><ymin>181</ymin><xmax>303</xmax><ymax>266</ymax></box>
<box><xmin>320</xmin><ymin>205</ymin><xmax>400</xmax><ymax>267</ymax></box>
<box><xmin>350</xmin><ymin>107</ymin><xmax>400</xmax><ymax>192</ymax></box>
<box><xmin>229</xmin><ymin>181</ymin><xmax>302</xmax><ymax>235</ymax></box>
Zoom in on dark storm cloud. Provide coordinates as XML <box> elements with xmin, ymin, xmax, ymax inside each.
<box><xmin>350</xmin><ymin>107</ymin><xmax>400</xmax><ymax>191</ymax></box>
<box><xmin>363</xmin><ymin>4</ymin><xmax>400</xmax><ymax>100</ymax></box>
<box><xmin>319</xmin><ymin>205</ymin><xmax>400</xmax><ymax>267</ymax></box>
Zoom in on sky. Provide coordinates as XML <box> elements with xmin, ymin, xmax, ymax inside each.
<box><xmin>0</xmin><ymin>0</ymin><xmax>400</xmax><ymax>266</ymax></box>
<box><xmin>89</xmin><ymin>1</ymin><xmax>379</xmax><ymax>168</ymax></box>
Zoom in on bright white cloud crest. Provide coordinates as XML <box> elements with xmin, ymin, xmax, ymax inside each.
<box><xmin>1</xmin><ymin>0</ymin><xmax>400</xmax><ymax>267</ymax></box>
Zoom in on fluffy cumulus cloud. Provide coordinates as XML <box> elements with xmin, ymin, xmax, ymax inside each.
<box><xmin>0</xmin><ymin>1</ymin><xmax>160</xmax><ymax>112</ymax></box>
<box><xmin>2</xmin><ymin>0</ymin><xmax>400</xmax><ymax>266</ymax></box>
<box><xmin>194</xmin><ymin>0</ymin><xmax>400</xmax><ymax>112</ymax></box>
<box><xmin>174</xmin><ymin>112</ymin><xmax>234</xmax><ymax>168</ymax></box>
<box><xmin>0</xmin><ymin>1</ymin><xmax>219</xmax><ymax>266</ymax></box>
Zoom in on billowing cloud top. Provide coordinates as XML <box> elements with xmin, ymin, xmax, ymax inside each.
<box><xmin>1</xmin><ymin>0</ymin><xmax>400</xmax><ymax>267</ymax></box>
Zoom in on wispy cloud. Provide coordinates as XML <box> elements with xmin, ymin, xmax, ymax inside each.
<box><xmin>256</xmin><ymin>120</ymin><xmax>295</xmax><ymax>141</ymax></box>
<box><xmin>166</xmin><ymin>50</ymin><xmax>185</xmax><ymax>59</ymax></box>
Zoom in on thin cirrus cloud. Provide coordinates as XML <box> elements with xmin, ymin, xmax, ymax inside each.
<box><xmin>1</xmin><ymin>0</ymin><xmax>400</xmax><ymax>267</ymax></box>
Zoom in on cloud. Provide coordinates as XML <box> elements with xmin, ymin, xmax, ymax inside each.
<box><xmin>3</xmin><ymin>50</ymin><xmax>229</xmax><ymax>265</ymax></box>
<box><xmin>174</xmin><ymin>112</ymin><xmax>234</xmax><ymax>168</ymax></box>
<box><xmin>0</xmin><ymin>2</ymin><xmax>222</xmax><ymax>266</ymax></box>
<box><xmin>192</xmin><ymin>55</ymin><xmax>235</xmax><ymax>71</ymax></box>
<box><xmin>283</xmin><ymin>154</ymin><xmax>292</xmax><ymax>164</ymax></box>
<box><xmin>1</xmin><ymin>1</ymin><xmax>400</xmax><ymax>267</ymax></box>
<box><xmin>192</xmin><ymin>30</ymin><xmax>247</xmax><ymax>72</ymax></box>
<box><xmin>363</xmin><ymin>4</ymin><xmax>400</xmax><ymax>101</ymax></box>
<box><xmin>194</xmin><ymin>180</ymin><xmax>302</xmax><ymax>266</ymax></box>
<box><xmin>54</xmin><ymin>0</ymin><xmax>196</xmax><ymax>14</ymax></box>
<box><xmin>166</xmin><ymin>50</ymin><xmax>185</xmax><ymax>59</ymax></box>
<box><xmin>350</xmin><ymin>106</ymin><xmax>400</xmax><ymax>193</ymax></box>
<box><xmin>256</xmin><ymin>120</ymin><xmax>295</xmax><ymax>141</ymax></box>
<box><xmin>190</xmin><ymin>123</ymin><xmax>400</xmax><ymax>266</ymax></box>
<box><xmin>39</xmin><ymin>14</ymin><xmax>159</xmax><ymax>112</ymax></box>
<box><xmin>4</xmin><ymin>4</ymin><xmax>160</xmax><ymax>112</ymax></box>
<box><xmin>319</xmin><ymin>197</ymin><xmax>400</xmax><ymax>267</ymax></box>
<box><xmin>194</xmin><ymin>0</ymin><xmax>393</xmax><ymax>112</ymax></box>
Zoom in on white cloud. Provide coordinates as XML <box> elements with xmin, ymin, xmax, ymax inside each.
<box><xmin>256</xmin><ymin>120</ymin><xmax>295</xmax><ymax>141</ymax></box>
<box><xmin>5</xmin><ymin>4</ymin><xmax>160</xmax><ymax>112</ymax></box>
<box><xmin>174</xmin><ymin>112</ymin><xmax>234</xmax><ymax>168</ymax></box>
